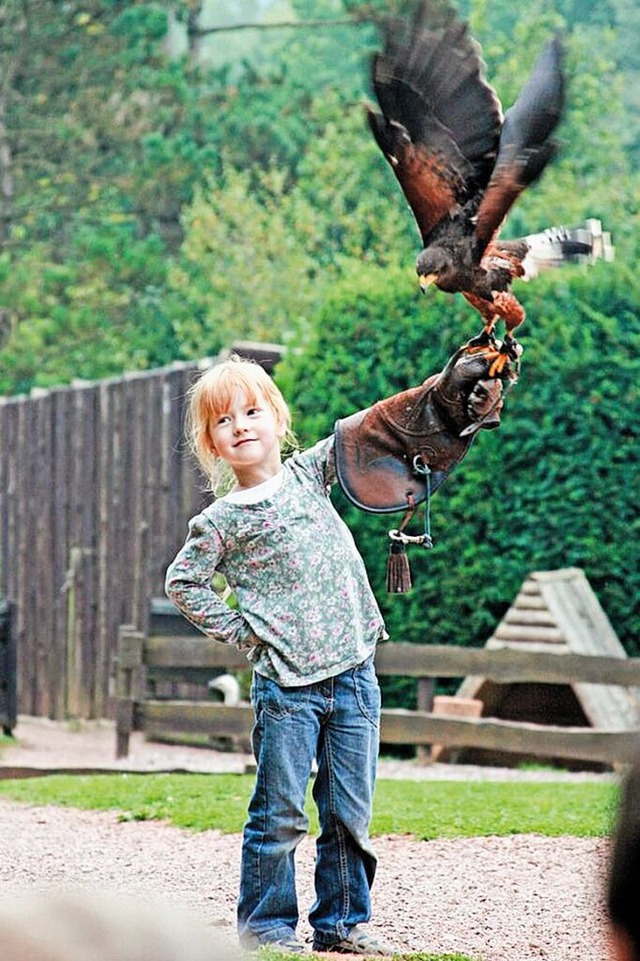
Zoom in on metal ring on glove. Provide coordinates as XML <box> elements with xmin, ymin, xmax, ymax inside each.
<box><xmin>388</xmin><ymin>529</ymin><xmax>433</xmax><ymax>549</ymax></box>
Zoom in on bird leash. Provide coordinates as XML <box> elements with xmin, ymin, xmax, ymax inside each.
<box><xmin>386</xmin><ymin>457</ymin><xmax>433</xmax><ymax>594</ymax></box>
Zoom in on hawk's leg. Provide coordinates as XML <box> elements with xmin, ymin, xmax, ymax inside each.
<box><xmin>488</xmin><ymin>334</ymin><xmax>520</xmax><ymax>378</ymax></box>
<box><xmin>464</xmin><ymin>324</ymin><xmax>499</xmax><ymax>353</ymax></box>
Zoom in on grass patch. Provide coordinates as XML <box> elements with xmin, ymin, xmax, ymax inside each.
<box><xmin>256</xmin><ymin>949</ymin><xmax>476</xmax><ymax>961</ymax></box>
<box><xmin>371</xmin><ymin>778</ymin><xmax>617</xmax><ymax>838</ymax></box>
<box><xmin>0</xmin><ymin>732</ymin><xmax>16</xmax><ymax>750</ymax></box>
<box><xmin>0</xmin><ymin>773</ymin><xmax>618</xmax><ymax>837</ymax></box>
<box><xmin>260</xmin><ymin>953</ymin><xmax>476</xmax><ymax>961</ymax></box>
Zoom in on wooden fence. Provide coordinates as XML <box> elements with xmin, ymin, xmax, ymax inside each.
<box><xmin>0</xmin><ymin>346</ymin><xmax>281</xmax><ymax>720</ymax></box>
<box><xmin>115</xmin><ymin>614</ymin><xmax>640</xmax><ymax>767</ymax></box>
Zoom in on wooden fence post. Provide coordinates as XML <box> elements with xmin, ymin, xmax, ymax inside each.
<box><xmin>415</xmin><ymin>676</ymin><xmax>435</xmax><ymax>764</ymax></box>
<box><xmin>115</xmin><ymin>626</ymin><xmax>144</xmax><ymax>759</ymax></box>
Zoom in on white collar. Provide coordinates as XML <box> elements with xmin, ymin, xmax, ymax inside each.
<box><xmin>222</xmin><ymin>469</ymin><xmax>284</xmax><ymax>504</ymax></box>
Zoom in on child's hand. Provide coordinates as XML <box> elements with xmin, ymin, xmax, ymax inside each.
<box><xmin>237</xmin><ymin>630</ymin><xmax>262</xmax><ymax>654</ymax></box>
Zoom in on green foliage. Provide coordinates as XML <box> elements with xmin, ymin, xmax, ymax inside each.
<box><xmin>0</xmin><ymin>772</ymin><xmax>617</xmax><ymax>838</ymax></box>
<box><xmin>294</xmin><ymin>94</ymin><xmax>418</xmax><ymax>269</ymax></box>
<box><xmin>0</xmin><ymin>227</ymin><xmax>179</xmax><ymax>393</ymax></box>
<box><xmin>0</xmin><ymin>1</ymin><xmax>341</xmax><ymax>389</ymax></box>
<box><xmin>111</xmin><ymin>6</ymin><xmax>169</xmax><ymax>44</ymax></box>
<box><xmin>169</xmin><ymin>164</ymin><xmax>319</xmax><ymax>356</ymax></box>
<box><xmin>1</xmin><ymin>0</ymin><xmax>639</xmax><ymax>393</ymax></box>
<box><xmin>277</xmin><ymin>259</ymin><xmax>640</xmax><ymax>682</ymax></box>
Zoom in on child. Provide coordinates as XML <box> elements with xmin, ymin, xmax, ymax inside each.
<box><xmin>165</xmin><ymin>356</ymin><xmax>393</xmax><ymax>956</ymax></box>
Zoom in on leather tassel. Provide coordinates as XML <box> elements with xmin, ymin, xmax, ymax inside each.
<box><xmin>386</xmin><ymin>538</ymin><xmax>412</xmax><ymax>593</ymax></box>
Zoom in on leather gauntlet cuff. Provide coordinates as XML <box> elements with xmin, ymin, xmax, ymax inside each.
<box><xmin>334</xmin><ymin>344</ymin><xmax>518</xmax><ymax>515</ymax></box>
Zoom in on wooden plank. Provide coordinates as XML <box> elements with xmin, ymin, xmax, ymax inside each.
<box><xmin>64</xmin><ymin>382</ymin><xmax>92</xmax><ymax>718</ymax></box>
<box><xmin>374</xmin><ymin>643</ymin><xmax>640</xmax><ymax>687</ymax></box>
<box><xmin>380</xmin><ymin>710</ymin><xmax>640</xmax><ymax>765</ymax></box>
<box><xmin>415</xmin><ymin>677</ymin><xmax>435</xmax><ymax>763</ymax></box>
<box><xmin>520</xmin><ymin>579</ymin><xmax>541</xmax><ymax>595</ymax></box>
<box><xmin>80</xmin><ymin>385</ymin><xmax>100</xmax><ymax>716</ymax></box>
<box><xmin>100</xmin><ymin>380</ymin><xmax>122</xmax><ymax>717</ymax></box>
<box><xmin>513</xmin><ymin>593</ymin><xmax>546</xmax><ymax>610</ymax></box>
<box><xmin>180</xmin><ymin>363</ymin><xmax>209</xmax><ymax>522</ymax></box>
<box><xmin>145</xmin><ymin>635</ymin><xmax>247</xmax><ymax>671</ymax></box>
<box><xmin>493</xmin><ymin>624</ymin><xmax>565</xmax><ymax>644</ymax></box>
<box><xmin>138</xmin><ymin>701</ymin><xmax>640</xmax><ymax>766</ymax></box>
<box><xmin>108</xmin><ymin>377</ymin><xmax>127</xmax><ymax>705</ymax></box>
<box><xmin>3</xmin><ymin>402</ymin><xmax>19</xmax><ymax>604</ymax></box>
<box><xmin>128</xmin><ymin>376</ymin><xmax>145</xmax><ymax>633</ymax></box>
<box><xmin>0</xmin><ymin>401</ymin><xmax>12</xmax><ymax>602</ymax></box>
<box><xmin>147</xmin><ymin>373</ymin><xmax>165</xmax><ymax>603</ymax></box>
<box><xmin>542</xmin><ymin>573</ymin><xmax>623</xmax><ymax>658</ymax></box>
<box><xmin>164</xmin><ymin>366</ymin><xmax>190</xmax><ymax>579</ymax></box>
<box><xmin>72</xmin><ymin>383</ymin><xmax>100</xmax><ymax>717</ymax></box>
<box><xmin>503</xmin><ymin>608</ymin><xmax>556</xmax><ymax>627</ymax></box>
<box><xmin>51</xmin><ymin>387</ymin><xmax>71</xmax><ymax>719</ymax></box>
<box><xmin>141</xmin><ymin>637</ymin><xmax>640</xmax><ymax>686</ymax></box>
<box><xmin>141</xmin><ymin>701</ymin><xmax>254</xmax><ymax>739</ymax></box>
<box><xmin>139</xmin><ymin>374</ymin><xmax>158</xmax><ymax>631</ymax></box>
<box><xmin>117</xmin><ymin>628</ymin><xmax>145</xmax><ymax>671</ymax></box>
<box><xmin>96</xmin><ymin>381</ymin><xmax>111</xmax><ymax>716</ymax></box>
<box><xmin>120</xmin><ymin>376</ymin><xmax>138</xmax><ymax>629</ymax></box>
<box><xmin>17</xmin><ymin>398</ymin><xmax>36</xmax><ymax>712</ymax></box>
<box><xmin>531</xmin><ymin>568</ymin><xmax>583</xmax><ymax>582</ymax></box>
<box><xmin>33</xmin><ymin>392</ymin><xmax>54</xmax><ymax>717</ymax></box>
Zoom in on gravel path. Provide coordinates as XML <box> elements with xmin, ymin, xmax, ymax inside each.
<box><xmin>0</xmin><ymin>718</ymin><xmax>617</xmax><ymax>960</ymax></box>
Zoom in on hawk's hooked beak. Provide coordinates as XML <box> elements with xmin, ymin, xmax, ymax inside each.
<box><xmin>419</xmin><ymin>273</ymin><xmax>438</xmax><ymax>294</ymax></box>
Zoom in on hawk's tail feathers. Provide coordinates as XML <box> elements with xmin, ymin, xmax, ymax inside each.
<box><xmin>521</xmin><ymin>218</ymin><xmax>615</xmax><ymax>280</ymax></box>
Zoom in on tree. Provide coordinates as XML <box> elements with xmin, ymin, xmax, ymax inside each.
<box><xmin>169</xmin><ymin>164</ymin><xmax>318</xmax><ymax>356</ymax></box>
<box><xmin>0</xmin><ymin>0</ymin><xmax>639</xmax><ymax>394</ymax></box>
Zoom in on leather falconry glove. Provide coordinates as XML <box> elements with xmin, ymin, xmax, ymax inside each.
<box><xmin>334</xmin><ymin>343</ymin><xmax>520</xmax><ymax>592</ymax></box>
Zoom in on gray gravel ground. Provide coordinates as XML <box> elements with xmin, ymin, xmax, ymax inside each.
<box><xmin>0</xmin><ymin>801</ymin><xmax>612</xmax><ymax>960</ymax></box>
<box><xmin>0</xmin><ymin>718</ymin><xmax>617</xmax><ymax>960</ymax></box>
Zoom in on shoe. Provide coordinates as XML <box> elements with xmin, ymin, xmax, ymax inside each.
<box><xmin>243</xmin><ymin>933</ymin><xmax>306</xmax><ymax>954</ymax></box>
<box><xmin>260</xmin><ymin>935</ymin><xmax>307</xmax><ymax>954</ymax></box>
<box><xmin>274</xmin><ymin>937</ymin><xmax>306</xmax><ymax>954</ymax></box>
<box><xmin>312</xmin><ymin>924</ymin><xmax>395</xmax><ymax>956</ymax></box>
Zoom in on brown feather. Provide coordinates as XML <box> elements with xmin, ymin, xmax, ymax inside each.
<box><xmin>368</xmin><ymin>0</ymin><xmax>566</xmax><ymax>343</ymax></box>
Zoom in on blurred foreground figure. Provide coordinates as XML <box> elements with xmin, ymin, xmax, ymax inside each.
<box><xmin>607</xmin><ymin>759</ymin><xmax>640</xmax><ymax>961</ymax></box>
<box><xmin>0</xmin><ymin>890</ymin><xmax>240</xmax><ymax>961</ymax></box>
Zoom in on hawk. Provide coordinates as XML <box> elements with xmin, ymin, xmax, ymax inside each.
<box><xmin>367</xmin><ymin>0</ymin><xmax>601</xmax><ymax>372</ymax></box>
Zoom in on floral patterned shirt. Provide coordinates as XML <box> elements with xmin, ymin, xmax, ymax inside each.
<box><xmin>164</xmin><ymin>437</ymin><xmax>386</xmax><ymax>686</ymax></box>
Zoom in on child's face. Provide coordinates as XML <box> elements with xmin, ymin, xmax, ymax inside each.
<box><xmin>208</xmin><ymin>388</ymin><xmax>284</xmax><ymax>484</ymax></box>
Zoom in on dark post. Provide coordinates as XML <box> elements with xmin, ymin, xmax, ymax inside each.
<box><xmin>0</xmin><ymin>599</ymin><xmax>16</xmax><ymax>735</ymax></box>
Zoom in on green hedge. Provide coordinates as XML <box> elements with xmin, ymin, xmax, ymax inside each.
<box><xmin>277</xmin><ymin>259</ymin><xmax>640</xmax><ymax>705</ymax></box>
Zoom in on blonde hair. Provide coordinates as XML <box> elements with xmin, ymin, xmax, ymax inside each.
<box><xmin>186</xmin><ymin>355</ymin><xmax>295</xmax><ymax>493</ymax></box>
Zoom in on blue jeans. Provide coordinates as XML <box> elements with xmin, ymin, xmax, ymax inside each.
<box><xmin>237</xmin><ymin>657</ymin><xmax>380</xmax><ymax>948</ymax></box>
